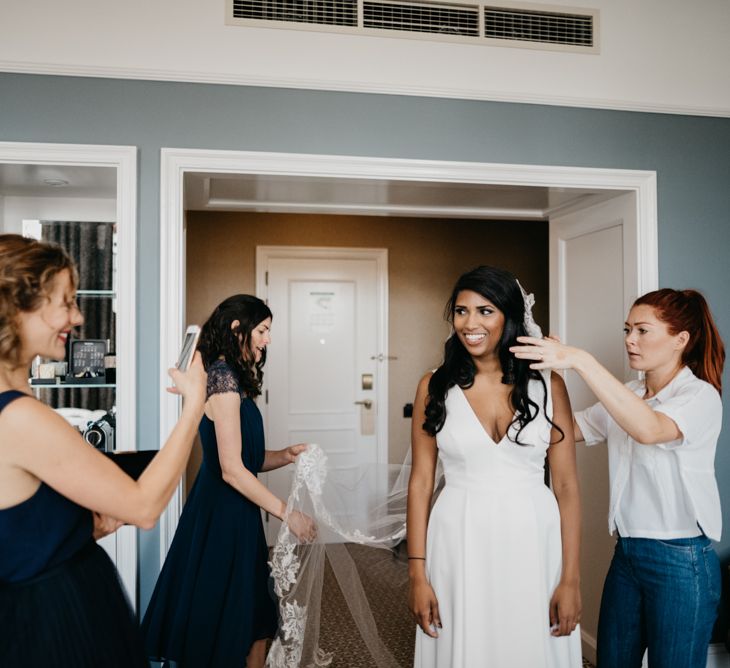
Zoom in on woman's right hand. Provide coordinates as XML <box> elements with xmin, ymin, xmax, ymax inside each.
<box><xmin>167</xmin><ymin>352</ymin><xmax>207</xmax><ymax>409</ymax></box>
<box><xmin>286</xmin><ymin>509</ymin><xmax>317</xmax><ymax>543</ymax></box>
<box><xmin>409</xmin><ymin>577</ymin><xmax>441</xmax><ymax>638</ymax></box>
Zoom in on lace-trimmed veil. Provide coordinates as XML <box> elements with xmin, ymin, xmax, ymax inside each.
<box><xmin>266</xmin><ymin>447</ymin><xmax>410</xmax><ymax>667</ymax></box>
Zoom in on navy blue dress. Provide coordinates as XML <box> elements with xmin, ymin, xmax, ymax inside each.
<box><xmin>142</xmin><ymin>361</ymin><xmax>278</xmax><ymax>667</ymax></box>
<box><xmin>0</xmin><ymin>390</ymin><xmax>147</xmax><ymax>667</ymax></box>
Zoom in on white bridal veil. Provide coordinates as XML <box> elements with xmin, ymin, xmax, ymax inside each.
<box><xmin>266</xmin><ymin>445</ymin><xmax>412</xmax><ymax>667</ymax></box>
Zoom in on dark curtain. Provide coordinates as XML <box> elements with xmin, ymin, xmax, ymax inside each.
<box><xmin>40</xmin><ymin>222</ymin><xmax>116</xmax><ymax>412</ymax></box>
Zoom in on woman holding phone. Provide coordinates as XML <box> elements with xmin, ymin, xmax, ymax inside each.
<box><xmin>511</xmin><ymin>288</ymin><xmax>724</xmax><ymax>668</ymax></box>
<box><xmin>0</xmin><ymin>234</ymin><xmax>207</xmax><ymax>667</ymax></box>
<box><xmin>143</xmin><ymin>294</ymin><xmax>315</xmax><ymax>668</ymax></box>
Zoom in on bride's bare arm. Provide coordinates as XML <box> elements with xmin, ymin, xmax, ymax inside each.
<box><xmin>407</xmin><ymin>372</ymin><xmax>442</xmax><ymax>637</ymax></box>
<box><xmin>546</xmin><ymin>372</ymin><xmax>582</xmax><ymax>637</ymax></box>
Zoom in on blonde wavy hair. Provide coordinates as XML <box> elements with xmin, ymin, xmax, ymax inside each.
<box><xmin>0</xmin><ymin>234</ymin><xmax>78</xmax><ymax>366</ymax></box>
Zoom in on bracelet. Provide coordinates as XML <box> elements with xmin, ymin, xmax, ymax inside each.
<box><xmin>407</xmin><ymin>556</ymin><xmax>426</xmax><ymax>560</ymax></box>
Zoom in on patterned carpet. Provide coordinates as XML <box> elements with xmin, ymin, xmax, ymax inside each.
<box><xmin>316</xmin><ymin>543</ymin><xmax>596</xmax><ymax>667</ymax></box>
<box><xmin>318</xmin><ymin>544</ymin><xmax>412</xmax><ymax>667</ymax></box>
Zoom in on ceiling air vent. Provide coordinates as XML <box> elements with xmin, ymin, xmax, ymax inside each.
<box><xmin>363</xmin><ymin>0</ymin><xmax>479</xmax><ymax>37</ymax></box>
<box><xmin>484</xmin><ymin>5</ymin><xmax>594</xmax><ymax>47</ymax></box>
<box><xmin>232</xmin><ymin>0</ymin><xmax>357</xmax><ymax>26</ymax></box>
<box><xmin>227</xmin><ymin>0</ymin><xmax>598</xmax><ymax>51</ymax></box>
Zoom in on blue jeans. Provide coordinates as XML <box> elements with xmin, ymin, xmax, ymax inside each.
<box><xmin>597</xmin><ymin>535</ymin><xmax>721</xmax><ymax>668</ymax></box>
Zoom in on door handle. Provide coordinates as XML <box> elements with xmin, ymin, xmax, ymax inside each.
<box><xmin>370</xmin><ymin>354</ymin><xmax>398</xmax><ymax>362</ymax></box>
<box><xmin>354</xmin><ymin>399</ymin><xmax>373</xmax><ymax>409</ymax></box>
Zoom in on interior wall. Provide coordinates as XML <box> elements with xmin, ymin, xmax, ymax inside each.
<box><xmin>3</xmin><ymin>1</ymin><xmax>730</xmax><ymax>116</ymax></box>
<box><xmin>2</xmin><ymin>73</ymin><xmax>728</xmax><ymax>629</ymax></box>
<box><xmin>184</xmin><ymin>212</ymin><xmax>548</xmax><ymax>486</ymax></box>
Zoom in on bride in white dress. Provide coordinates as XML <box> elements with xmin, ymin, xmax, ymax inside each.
<box><xmin>407</xmin><ymin>266</ymin><xmax>583</xmax><ymax>668</ymax></box>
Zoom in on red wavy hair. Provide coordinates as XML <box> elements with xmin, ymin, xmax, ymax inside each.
<box><xmin>633</xmin><ymin>289</ymin><xmax>725</xmax><ymax>394</ymax></box>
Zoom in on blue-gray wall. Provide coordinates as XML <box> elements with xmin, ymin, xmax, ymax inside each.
<box><xmin>2</xmin><ymin>72</ymin><xmax>729</xmax><ymax>619</ymax></box>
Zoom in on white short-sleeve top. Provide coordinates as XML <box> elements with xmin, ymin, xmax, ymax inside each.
<box><xmin>574</xmin><ymin>366</ymin><xmax>723</xmax><ymax>541</ymax></box>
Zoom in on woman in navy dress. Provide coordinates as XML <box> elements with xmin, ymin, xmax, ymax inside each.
<box><xmin>0</xmin><ymin>234</ymin><xmax>207</xmax><ymax>667</ymax></box>
<box><xmin>143</xmin><ymin>294</ymin><xmax>315</xmax><ymax>668</ymax></box>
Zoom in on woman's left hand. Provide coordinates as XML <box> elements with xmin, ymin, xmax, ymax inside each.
<box><xmin>92</xmin><ymin>512</ymin><xmax>124</xmax><ymax>540</ymax></box>
<box><xmin>281</xmin><ymin>443</ymin><xmax>308</xmax><ymax>465</ymax></box>
<box><xmin>509</xmin><ymin>336</ymin><xmax>582</xmax><ymax>371</ymax></box>
<box><xmin>549</xmin><ymin>581</ymin><xmax>582</xmax><ymax>636</ymax></box>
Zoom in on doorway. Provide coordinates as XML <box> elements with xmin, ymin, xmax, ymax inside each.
<box><xmin>162</xmin><ymin>148</ymin><xmax>658</xmax><ymax>660</ymax></box>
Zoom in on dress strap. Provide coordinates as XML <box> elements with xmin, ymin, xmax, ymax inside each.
<box><xmin>0</xmin><ymin>390</ymin><xmax>28</xmax><ymax>414</ymax></box>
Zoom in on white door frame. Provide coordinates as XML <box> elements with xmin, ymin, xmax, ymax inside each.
<box><xmin>159</xmin><ymin>148</ymin><xmax>658</xmax><ymax>560</ymax></box>
<box><xmin>0</xmin><ymin>141</ymin><xmax>138</xmax><ymax>605</ymax></box>
<box><xmin>255</xmin><ymin>245</ymin><xmax>390</xmax><ymax>469</ymax></box>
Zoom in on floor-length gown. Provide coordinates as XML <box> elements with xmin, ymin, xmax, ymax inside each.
<box><xmin>414</xmin><ymin>371</ymin><xmax>582</xmax><ymax>668</ymax></box>
<box><xmin>142</xmin><ymin>361</ymin><xmax>278</xmax><ymax>667</ymax></box>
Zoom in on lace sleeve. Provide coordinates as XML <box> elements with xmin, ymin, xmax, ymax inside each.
<box><xmin>206</xmin><ymin>360</ymin><xmax>241</xmax><ymax>399</ymax></box>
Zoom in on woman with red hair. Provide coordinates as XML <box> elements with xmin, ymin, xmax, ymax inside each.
<box><xmin>511</xmin><ymin>288</ymin><xmax>725</xmax><ymax>668</ymax></box>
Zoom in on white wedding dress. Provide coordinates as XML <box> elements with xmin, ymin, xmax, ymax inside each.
<box><xmin>414</xmin><ymin>371</ymin><xmax>582</xmax><ymax>668</ymax></box>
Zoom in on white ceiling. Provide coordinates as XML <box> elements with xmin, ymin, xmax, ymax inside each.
<box><xmin>184</xmin><ymin>172</ymin><xmax>627</xmax><ymax>220</ymax></box>
<box><xmin>0</xmin><ymin>164</ymin><xmax>116</xmax><ymax>198</ymax></box>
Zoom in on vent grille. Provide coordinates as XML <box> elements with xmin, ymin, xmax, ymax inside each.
<box><xmin>364</xmin><ymin>1</ymin><xmax>479</xmax><ymax>37</ymax></box>
<box><xmin>485</xmin><ymin>6</ymin><xmax>593</xmax><ymax>46</ymax></box>
<box><xmin>229</xmin><ymin>0</ymin><xmax>597</xmax><ymax>51</ymax></box>
<box><xmin>233</xmin><ymin>0</ymin><xmax>357</xmax><ymax>26</ymax></box>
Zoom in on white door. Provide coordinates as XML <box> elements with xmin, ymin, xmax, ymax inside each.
<box><xmin>550</xmin><ymin>191</ymin><xmax>639</xmax><ymax>663</ymax></box>
<box><xmin>257</xmin><ymin>247</ymin><xmax>388</xmax><ymax>543</ymax></box>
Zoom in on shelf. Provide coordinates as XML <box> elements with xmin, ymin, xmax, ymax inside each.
<box><xmin>30</xmin><ymin>380</ymin><xmax>116</xmax><ymax>389</ymax></box>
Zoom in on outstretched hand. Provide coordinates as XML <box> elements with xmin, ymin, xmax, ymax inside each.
<box><xmin>509</xmin><ymin>335</ymin><xmax>582</xmax><ymax>371</ymax></box>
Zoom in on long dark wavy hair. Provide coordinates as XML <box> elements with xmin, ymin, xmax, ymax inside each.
<box><xmin>424</xmin><ymin>266</ymin><xmax>563</xmax><ymax>446</ymax></box>
<box><xmin>197</xmin><ymin>294</ymin><xmax>272</xmax><ymax>398</ymax></box>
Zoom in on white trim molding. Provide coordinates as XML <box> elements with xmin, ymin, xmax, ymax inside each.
<box><xmin>158</xmin><ymin>147</ymin><xmax>188</xmax><ymax>562</ymax></box>
<box><xmin>1</xmin><ymin>62</ymin><xmax>729</xmax><ymax>118</ymax></box>
<box><xmin>158</xmin><ymin>147</ymin><xmax>658</xmax><ymax>559</ymax></box>
<box><xmin>0</xmin><ymin>141</ymin><xmax>138</xmax><ymax>606</ymax></box>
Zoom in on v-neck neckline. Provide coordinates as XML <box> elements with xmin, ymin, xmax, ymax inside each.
<box><xmin>455</xmin><ymin>385</ymin><xmax>515</xmax><ymax>445</ymax></box>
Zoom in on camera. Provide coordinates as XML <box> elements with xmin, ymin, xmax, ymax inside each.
<box><xmin>83</xmin><ymin>409</ymin><xmax>116</xmax><ymax>452</ymax></box>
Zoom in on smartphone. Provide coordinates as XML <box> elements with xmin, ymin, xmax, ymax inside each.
<box><xmin>176</xmin><ymin>325</ymin><xmax>201</xmax><ymax>371</ymax></box>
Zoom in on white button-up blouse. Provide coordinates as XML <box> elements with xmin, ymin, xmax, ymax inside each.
<box><xmin>575</xmin><ymin>366</ymin><xmax>723</xmax><ymax>541</ymax></box>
